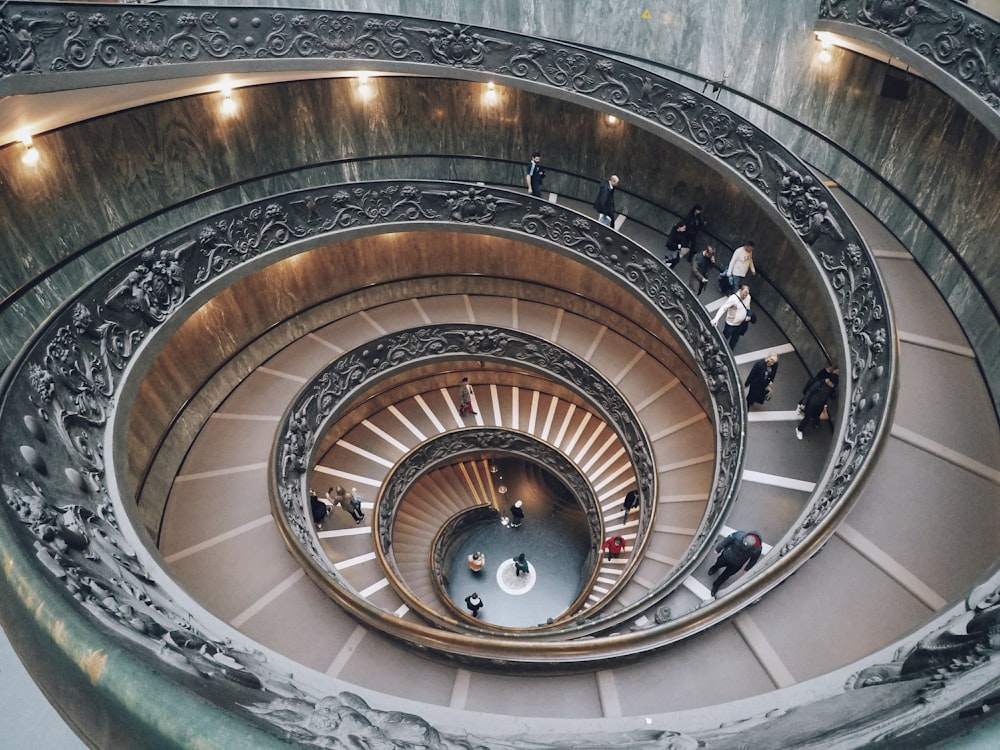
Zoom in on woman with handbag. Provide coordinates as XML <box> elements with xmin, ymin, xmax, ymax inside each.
<box><xmin>745</xmin><ymin>352</ymin><xmax>779</xmax><ymax>407</ymax></box>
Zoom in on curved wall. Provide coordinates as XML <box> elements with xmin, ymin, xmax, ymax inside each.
<box><xmin>1</xmin><ymin>78</ymin><xmax>834</xmax><ymax>371</ymax></box>
<box><xmin>299</xmin><ymin>0</ymin><xmax>1000</xmax><ymax>411</ymax></box>
<box><xmin>0</xmin><ymin>1</ymin><xmax>996</xmax><ymax>747</ymax></box>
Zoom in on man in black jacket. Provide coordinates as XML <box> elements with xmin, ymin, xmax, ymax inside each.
<box><xmin>593</xmin><ymin>175</ymin><xmax>619</xmax><ymax>226</ymax></box>
<box><xmin>665</xmin><ymin>220</ymin><xmax>690</xmax><ymax>267</ymax></box>
<box><xmin>708</xmin><ymin>530</ymin><xmax>763</xmax><ymax>596</ymax></box>
<box><xmin>796</xmin><ymin>375</ymin><xmax>837</xmax><ymax>439</ymax></box>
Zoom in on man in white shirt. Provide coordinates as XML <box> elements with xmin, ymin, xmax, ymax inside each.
<box><xmin>711</xmin><ymin>285</ymin><xmax>752</xmax><ymax>349</ymax></box>
<box><xmin>726</xmin><ymin>242</ymin><xmax>757</xmax><ymax>289</ymax></box>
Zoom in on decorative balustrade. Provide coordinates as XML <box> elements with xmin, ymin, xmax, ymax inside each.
<box><xmin>0</xmin><ymin>5</ymin><xmax>909</xmax><ymax>745</ymax></box>
<box><xmin>0</xmin><ymin>2</ymin><xmax>894</xmax><ymax>570</ymax></box>
<box><xmin>282</xmin><ymin>353</ymin><xmax>642</xmax><ymax>631</ymax></box>
<box><xmin>818</xmin><ymin>0</ymin><xmax>1000</xmax><ymax>137</ymax></box>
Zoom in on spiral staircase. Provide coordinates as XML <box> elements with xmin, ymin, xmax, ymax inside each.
<box><xmin>1</xmin><ymin>2</ymin><xmax>998</xmax><ymax>749</ymax></box>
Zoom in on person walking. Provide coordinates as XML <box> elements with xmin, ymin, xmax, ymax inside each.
<box><xmin>457</xmin><ymin>377</ymin><xmax>476</xmax><ymax>415</ymax></box>
<box><xmin>467</xmin><ymin>551</ymin><xmax>485</xmax><ymax>573</ymax></box>
<box><xmin>622</xmin><ymin>489</ymin><xmax>639</xmax><ymax>520</ymax></box>
<box><xmin>601</xmin><ymin>535</ymin><xmax>626</xmax><ymax>561</ymax></box>
<box><xmin>726</xmin><ymin>241</ymin><xmax>757</xmax><ymax>289</ymax></box>
<box><xmin>346</xmin><ymin>487</ymin><xmax>366</xmax><ymax>525</ymax></box>
<box><xmin>745</xmin><ymin>352</ymin><xmax>779</xmax><ymax>407</ymax></box>
<box><xmin>513</xmin><ymin>552</ymin><xmax>530</xmax><ymax>577</ymax></box>
<box><xmin>509</xmin><ymin>499</ymin><xmax>524</xmax><ymax>528</ymax></box>
<box><xmin>329</xmin><ymin>486</ymin><xmax>364</xmax><ymax>524</ymax></box>
<box><xmin>798</xmin><ymin>365</ymin><xmax>840</xmax><ymax>412</ymax></box>
<box><xmin>711</xmin><ymin>285</ymin><xmax>753</xmax><ymax>349</ymax></box>
<box><xmin>708</xmin><ymin>530</ymin><xmax>763</xmax><ymax>596</ymax></box>
<box><xmin>689</xmin><ymin>245</ymin><xmax>716</xmax><ymax>296</ymax></box>
<box><xmin>593</xmin><ymin>175</ymin><xmax>619</xmax><ymax>227</ymax></box>
<box><xmin>309</xmin><ymin>488</ymin><xmax>332</xmax><ymax>528</ymax></box>
<box><xmin>796</xmin><ymin>375</ymin><xmax>836</xmax><ymax>440</ymax></box>
<box><xmin>465</xmin><ymin>592</ymin><xmax>484</xmax><ymax>617</ymax></box>
<box><xmin>683</xmin><ymin>204</ymin><xmax>708</xmax><ymax>259</ymax></box>
<box><xmin>525</xmin><ymin>151</ymin><xmax>546</xmax><ymax>197</ymax></box>
<box><xmin>665</xmin><ymin>219</ymin><xmax>690</xmax><ymax>268</ymax></box>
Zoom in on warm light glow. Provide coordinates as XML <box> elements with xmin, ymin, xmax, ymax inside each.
<box><xmin>19</xmin><ymin>134</ymin><xmax>39</xmax><ymax>166</ymax></box>
<box><xmin>357</xmin><ymin>74</ymin><xmax>372</xmax><ymax>100</ymax></box>
<box><xmin>219</xmin><ymin>81</ymin><xmax>237</xmax><ymax>115</ymax></box>
<box><xmin>487</xmin><ymin>81</ymin><xmax>495</xmax><ymax>91</ymax></box>
<box><xmin>21</xmin><ymin>144</ymin><xmax>39</xmax><ymax>166</ymax></box>
<box><xmin>607</xmin><ymin>115</ymin><xmax>618</xmax><ymax>125</ymax></box>
<box><xmin>816</xmin><ymin>32</ymin><xmax>834</xmax><ymax>63</ymax></box>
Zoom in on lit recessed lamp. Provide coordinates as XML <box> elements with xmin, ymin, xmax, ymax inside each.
<box><xmin>607</xmin><ymin>114</ymin><xmax>618</xmax><ymax>125</ymax></box>
<box><xmin>219</xmin><ymin>84</ymin><xmax>237</xmax><ymax>115</ymax></box>
<box><xmin>816</xmin><ymin>33</ymin><xmax>833</xmax><ymax>63</ymax></box>
<box><xmin>20</xmin><ymin>134</ymin><xmax>39</xmax><ymax>166</ymax></box>
<box><xmin>357</xmin><ymin>74</ymin><xmax>372</xmax><ymax>100</ymax></box>
<box><xmin>487</xmin><ymin>81</ymin><xmax>495</xmax><ymax>91</ymax></box>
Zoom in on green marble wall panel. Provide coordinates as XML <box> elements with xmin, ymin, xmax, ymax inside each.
<box><xmin>0</xmin><ymin>76</ymin><xmax>836</xmax><ymax>375</ymax></box>
<box><xmin>311</xmin><ymin>0</ymin><xmax>999</xmax><ymax>412</ymax></box>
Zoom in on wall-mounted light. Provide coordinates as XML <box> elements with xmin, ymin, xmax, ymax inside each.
<box><xmin>357</xmin><ymin>74</ymin><xmax>372</xmax><ymax>100</ymax></box>
<box><xmin>482</xmin><ymin>80</ymin><xmax>498</xmax><ymax>105</ymax></box>
<box><xmin>607</xmin><ymin>114</ymin><xmax>618</xmax><ymax>125</ymax></box>
<box><xmin>220</xmin><ymin>84</ymin><xmax>237</xmax><ymax>115</ymax></box>
<box><xmin>816</xmin><ymin>33</ymin><xmax>833</xmax><ymax>63</ymax></box>
<box><xmin>19</xmin><ymin>134</ymin><xmax>39</xmax><ymax>166</ymax></box>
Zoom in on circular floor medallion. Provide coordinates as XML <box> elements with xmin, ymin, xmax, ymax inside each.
<box><xmin>496</xmin><ymin>558</ymin><xmax>536</xmax><ymax>594</ymax></box>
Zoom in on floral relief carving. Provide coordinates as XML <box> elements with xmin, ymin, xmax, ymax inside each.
<box><xmin>0</xmin><ymin>3</ymin><xmax>907</xmax><ymax>739</ymax></box>
<box><xmin>821</xmin><ymin>0</ymin><xmax>1000</xmax><ymax>110</ymax></box>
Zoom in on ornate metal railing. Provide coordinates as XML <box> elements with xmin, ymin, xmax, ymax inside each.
<box><xmin>0</xmin><ymin>4</ymin><xmax>905</xmax><ymax>745</ymax></box>
<box><xmin>277</xmin><ymin>340</ymin><xmax>643</xmax><ymax>633</ymax></box>
<box><xmin>0</xmin><ymin>3</ymin><xmax>894</xmax><ymax>572</ymax></box>
<box><xmin>818</xmin><ymin>0</ymin><xmax>1000</xmax><ymax>137</ymax></box>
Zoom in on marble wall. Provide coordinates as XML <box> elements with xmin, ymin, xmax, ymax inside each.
<box><xmin>302</xmin><ymin>0</ymin><xmax>1000</xmax><ymax>412</ymax></box>
<box><xmin>0</xmin><ymin>75</ymin><xmax>837</xmax><ymax>373</ymax></box>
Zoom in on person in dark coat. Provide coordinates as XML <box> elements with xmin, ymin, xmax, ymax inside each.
<box><xmin>796</xmin><ymin>376</ymin><xmax>836</xmax><ymax>439</ymax></box>
<box><xmin>798</xmin><ymin>365</ymin><xmax>840</xmax><ymax>410</ymax></box>
<box><xmin>683</xmin><ymin>204</ymin><xmax>708</xmax><ymax>259</ymax></box>
<box><xmin>509</xmin><ymin>499</ymin><xmax>524</xmax><ymax>528</ymax></box>
<box><xmin>708</xmin><ymin>530</ymin><xmax>763</xmax><ymax>596</ymax></box>
<box><xmin>622</xmin><ymin>489</ymin><xmax>639</xmax><ymax>519</ymax></box>
<box><xmin>689</xmin><ymin>245</ymin><xmax>716</xmax><ymax>295</ymax></box>
<box><xmin>745</xmin><ymin>352</ymin><xmax>779</xmax><ymax>407</ymax></box>
<box><xmin>309</xmin><ymin>489</ymin><xmax>331</xmax><ymax>528</ymax></box>
<box><xmin>465</xmin><ymin>592</ymin><xmax>483</xmax><ymax>617</ymax></box>
<box><xmin>593</xmin><ymin>175</ymin><xmax>619</xmax><ymax>226</ymax></box>
<box><xmin>513</xmin><ymin>553</ymin><xmax>529</xmax><ymax>576</ymax></box>
<box><xmin>665</xmin><ymin>220</ymin><xmax>691</xmax><ymax>267</ymax></box>
<box><xmin>525</xmin><ymin>151</ymin><xmax>546</xmax><ymax>197</ymax></box>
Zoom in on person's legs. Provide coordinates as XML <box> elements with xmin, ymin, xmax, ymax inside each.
<box><xmin>724</xmin><ymin>325</ymin><xmax>742</xmax><ymax>348</ymax></box>
<box><xmin>711</xmin><ymin>564</ymin><xmax>739</xmax><ymax>595</ymax></box>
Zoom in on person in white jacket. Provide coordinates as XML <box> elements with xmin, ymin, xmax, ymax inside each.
<box><xmin>712</xmin><ymin>285</ymin><xmax>752</xmax><ymax>349</ymax></box>
<box><xmin>726</xmin><ymin>241</ymin><xmax>757</xmax><ymax>288</ymax></box>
